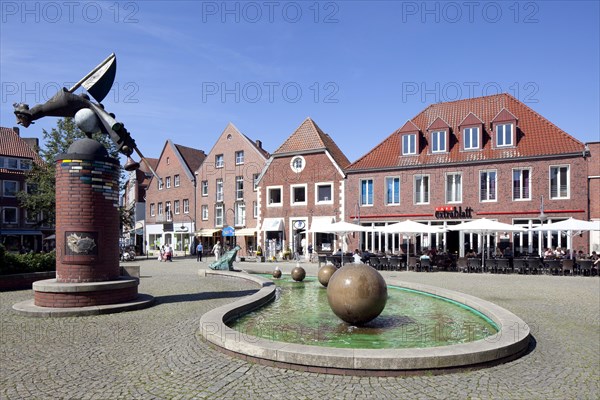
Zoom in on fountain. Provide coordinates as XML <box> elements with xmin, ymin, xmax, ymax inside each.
<box><xmin>199</xmin><ymin>269</ymin><xmax>531</xmax><ymax>375</ymax></box>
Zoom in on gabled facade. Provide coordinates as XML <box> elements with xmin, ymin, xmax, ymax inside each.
<box><xmin>121</xmin><ymin>157</ymin><xmax>158</xmax><ymax>254</ymax></box>
<box><xmin>346</xmin><ymin>94</ymin><xmax>590</xmax><ymax>257</ymax></box>
<box><xmin>194</xmin><ymin>123</ymin><xmax>269</xmax><ymax>256</ymax></box>
<box><xmin>257</xmin><ymin>118</ymin><xmax>350</xmax><ymax>258</ymax></box>
<box><xmin>145</xmin><ymin>140</ymin><xmax>205</xmax><ymax>255</ymax></box>
<box><xmin>0</xmin><ymin>126</ymin><xmax>51</xmax><ymax>252</ymax></box>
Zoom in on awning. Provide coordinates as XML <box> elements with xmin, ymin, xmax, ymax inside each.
<box><xmin>134</xmin><ymin>221</ymin><xmax>144</xmax><ymax>230</ymax></box>
<box><xmin>0</xmin><ymin>230</ymin><xmax>42</xmax><ymax>236</ymax></box>
<box><xmin>261</xmin><ymin>218</ymin><xmax>284</xmax><ymax>231</ymax></box>
<box><xmin>195</xmin><ymin>228</ymin><xmax>220</xmax><ymax>237</ymax></box>
<box><xmin>43</xmin><ymin>234</ymin><xmax>56</xmax><ymax>241</ymax></box>
<box><xmin>235</xmin><ymin>228</ymin><xmax>257</xmax><ymax>236</ymax></box>
<box><xmin>309</xmin><ymin>216</ymin><xmax>335</xmax><ymax>232</ymax></box>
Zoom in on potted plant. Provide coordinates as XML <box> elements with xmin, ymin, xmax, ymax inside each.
<box><xmin>256</xmin><ymin>245</ymin><xmax>264</xmax><ymax>262</ymax></box>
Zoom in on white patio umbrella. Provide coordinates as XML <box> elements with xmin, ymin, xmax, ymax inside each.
<box><xmin>380</xmin><ymin>220</ymin><xmax>446</xmax><ymax>271</ymax></box>
<box><xmin>448</xmin><ymin>218</ymin><xmax>526</xmax><ymax>267</ymax></box>
<box><xmin>308</xmin><ymin>221</ymin><xmax>371</xmax><ymax>266</ymax></box>
<box><xmin>529</xmin><ymin>218</ymin><xmax>600</xmax><ymax>256</ymax></box>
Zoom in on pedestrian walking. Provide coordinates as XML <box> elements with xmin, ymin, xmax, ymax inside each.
<box><xmin>196</xmin><ymin>242</ymin><xmax>203</xmax><ymax>262</ymax></box>
<box><xmin>212</xmin><ymin>240</ymin><xmax>222</xmax><ymax>260</ymax></box>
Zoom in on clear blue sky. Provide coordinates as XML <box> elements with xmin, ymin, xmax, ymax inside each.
<box><xmin>1</xmin><ymin>1</ymin><xmax>598</xmax><ymax>162</ymax></box>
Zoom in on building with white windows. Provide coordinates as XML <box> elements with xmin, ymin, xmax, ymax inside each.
<box><xmin>345</xmin><ymin>94</ymin><xmax>593</xmax><ymax>257</ymax></box>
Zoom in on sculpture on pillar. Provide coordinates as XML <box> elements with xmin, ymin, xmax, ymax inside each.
<box><xmin>12</xmin><ymin>54</ymin><xmax>155</xmax><ymax>315</ymax></box>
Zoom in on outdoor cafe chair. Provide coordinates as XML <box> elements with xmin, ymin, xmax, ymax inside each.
<box><xmin>388</xmin><ymin>256</ymin><xmax>402</xmax><ymax>271</ymax></box>
<box><xmin>369</xmin><ymin>256</ymin><xmax>382</xmax><ymax>270</ymax></box>
<box><xmin>484</xmin><ymin>258</ymin><xmax>496</xmax><ymax>273</ymax></box>
<box><xmin>408</xmin><ymin>256</ymin><xmax>418</xmax><ymax>271</ymax></box>
<box><xmin>419</xmin><ymin>258</ymin><xmax>432</xmax><ymax>272</ymax></box>
<box><xmin>495</xmin><ymin>258</ymin><xmax>510</xmax><ymax>274</ymax></box>
<box><xmin>544</xmin><ymin>259</ymin><xmax>561</xmax><ymax>275</ymax></box>
<box><xmin>513</xmin><ymin>258</ymin><xmax>528</xmax><ymax>274</ymax></box>
<box><xmin>467</xmin><ymin>258</ymin><xmax>481</xmax><ymax>273</ymax></box>
<box><xmin>527</xmin><ymin>258</ymin><xmax>544</xmax><ymax>275</ymax></box>
<box><xmin>456</xmin><ymin>257</ymin><xmax>468</xmax><ymax>273</ymax></box>
<box><xmin>577</xmin><ymin>259</ymin><xmax>593</xmax><ymax>276</ymax></box>
<box><xmin>561</xmin><ymin>259</ymin><xmax>574</xmax><ymax>276</ymax></box>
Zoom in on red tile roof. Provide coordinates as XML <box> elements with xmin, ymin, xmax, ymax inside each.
<box><xmin>0</xmin><ymin>126</ymin><xmax>43</xmax><ymax>165</ymax></box>
<box><xmin>348</xmin><ymin>93</ymin><xmax>585</xmax><ymax>171</ymax></box>
<box><xmin>274</xmin><ymin>118</ymin><xmax>351</xmax><ymax>168</ymax></box>
<box><xmin>175</xmin><ymin>144</ymin><xmax>206</xmax><ymax>173</ymax></box>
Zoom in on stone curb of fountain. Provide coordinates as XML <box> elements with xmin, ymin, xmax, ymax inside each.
<box><xmin>198</xmin><ymin>269</ymin><xmax>531</xmax><ymax>375</ymax></box>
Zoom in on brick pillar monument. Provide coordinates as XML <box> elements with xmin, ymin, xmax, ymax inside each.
<box><xmin>23</xmin><ymin>138</ymin><xmax>152</xmax><ymax>312</ymax></box>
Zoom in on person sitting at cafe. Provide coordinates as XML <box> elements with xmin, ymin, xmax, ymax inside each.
<box><xmin>333</xmin><ymin>248</ymin><xmax>343</xmax><ymax>256</ymax></box>
<box><xmin>420</xmin><ymin>251</ymin><xmax>431</xmax><ymax>261</ymax></box>
<box><xmin>494</xmin><ymin>247</ymin><xmax>503</xmax><ymax>258</ymax></box>
<box><xmin>544</xmin><ymin>247</ymin><xmax>554</xmax><ymax>258</ymax></box>
<box><xmin>466</xmin><ymin>249</ymin><xmax>477</xmax><ymax>258</ymax></box>
<box><xmin>503</xmin><ymin>246</ymin><xmax>514</xmax><ymax>258</ymax></box>
<box><xmin>353</xmin><ymin>249</ymin><xmax>363</xmax><ymax>264</ymax></box>
<box><xmin>554</xmin><ymin>247</ymin><xmax>566</xmax><ymax>257</ymax></box>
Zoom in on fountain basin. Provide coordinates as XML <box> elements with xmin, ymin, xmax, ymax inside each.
<box><xmin>198</xmin><ymin>270</ymin><xmax>531</xmax><ymax>375</ymax></box>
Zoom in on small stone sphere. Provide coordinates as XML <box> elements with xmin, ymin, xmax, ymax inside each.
<box><xmin>272</xmin><ymin>269</ymin><xmax>282</xmax><ymax>279</ymax></box>
<box><xmin>74</xmin><ymin>108</ymin><xmax>99</xmax><ymax>134</ymax></box>
<box><xmin>318</xmin><ymin>264</ymin><xmax>337</xmax><ymax>287</ymax></box>
<box><xmin>291</xmin><ymin>266</ymin><xmax>306</xmax><ymax>282</ymax></box>
<box><xmin>326</xmin><ymin>264</ymin><xmax>387</xmax><ymax>325</ymax></box>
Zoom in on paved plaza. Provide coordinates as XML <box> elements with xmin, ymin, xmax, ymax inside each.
<box><xmin>1</xmin><ymin>257</ymin><xmax>598</xmax><ymax>399</ymax></box>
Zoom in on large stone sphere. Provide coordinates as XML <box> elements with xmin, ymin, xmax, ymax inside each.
<box><xmin>326</xmin><ymin>264</ymin><xmax>387</xmax><ymax>325</ymax></box>
<box><xmin>318</xmin><ymin>264</ymin><xmax>337</xmax><ymax>287</ymax></box>
<box><xmin>272</xmin><ymin>269</ymin><xmax>282</xmax><ymax>279</ymax></box>
<box><xmin>74</xmin><ymin>108</ymin><xmax>100</xmax><ymax>134</ymax></box>
<box><xmin>291</xmin><ymin>266</ymin><xmax>306</xmax><ymax>282</ymax></box>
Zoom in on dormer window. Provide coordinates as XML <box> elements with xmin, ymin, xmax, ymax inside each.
<box><xmin>402</xmin><ymin>134</ymin><xmax>417</xmax><ymax>155</ymax></box>
<box><xmin>463</xmin><ymin>127</ymin><xmax>480</xmax><ymax>150</ymax></box>
<box><xmin>496</xmin><ymin>123</ymin><xmax>513</xmax><ymax>147</ymax></box>
<box><xmin>431</xmin><ymin>131</ymin><xmax>446</xmax><ymax>153</ymax></box>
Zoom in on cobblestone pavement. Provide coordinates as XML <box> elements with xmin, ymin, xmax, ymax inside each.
<box><xmin>1</xmin><ymin>257</ymin><xmax>598</xmax><ymax>399</ymax></box>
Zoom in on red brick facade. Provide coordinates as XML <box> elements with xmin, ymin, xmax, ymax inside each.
<box><xmin>55</xmin><ymin>155</ymin><xmax>121</xmax><ymax>283</ymax></box>
<box><xmin>145</xmin><ymin>141</ymin><xmax>205</xmax><ymax>254</ymax></box>
<box><xmin>195</xmin><ymin>123</ymin><xmax>269</xmax><ymax>256</ymax></box>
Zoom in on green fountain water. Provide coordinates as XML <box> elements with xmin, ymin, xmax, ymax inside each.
<box><xmin>228</xmin><ymin>276</ymin><xmax>498</xmax><ymax>349</ymax></box>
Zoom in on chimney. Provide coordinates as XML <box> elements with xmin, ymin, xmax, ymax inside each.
<box><xmin>12</xmin><ymin>126</ymin><xmax>20</xmax><ymax>136</ymax></box>
<box><xmin>255</xmin><ymin>140</ymin><xmax>262</xmax><ymax>149</ymax></box>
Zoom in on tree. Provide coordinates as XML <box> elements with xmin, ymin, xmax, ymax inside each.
<box><xmin>17</xmin><ymin>117</ymin><xmax>123</xmax><ymax>227</ymax></box>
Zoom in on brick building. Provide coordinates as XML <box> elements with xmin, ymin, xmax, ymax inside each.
<box><xmin>587</xmin><ymin>142</ymin><xmax>600</xmax><ymax>253</ymax></box>
<box><xmin>121</xmin><ymin>157</ymin><xmax>158</xmax><ymax>254</ymax></box>
<box><xmin>145</xmin><ymin>140</ymin><xmax>205</xmax><ymax>255</ymax></box>
<box><xmin>257</xmin><ymin>118</ymin><xmax>350</xmax><ymax>259</ymax></box>
<box><xmin>345</xmin><ymin>94</ymin><xmax>592</xmax><ymax>257</ymax></box>
<box><xmin>194</xmin><ymin>123</ymin><xmax>269</xmax><ymax>256</ymax></box>
<box><xmin>0</xmin><ymin>126</ymin><xmax>52</xmax><ymax>252</ymax></box>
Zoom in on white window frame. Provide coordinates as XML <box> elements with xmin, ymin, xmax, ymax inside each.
<box><xmin>267</xmin><ymin>185</ymin><xmax>283</xmax><ymax>207</ymax></box>
<box><xmin>165</xmin><ymin>201</ymin><xmax>172</xmax><ymax>221</ymax></box>
<box><xmin>150</xmin><ymin>203</ymin><xmax>155</xmax><ymax>217</ymax></box>
<box><xmin>215</xmin><ymin>154</ymin><xmax>224</xmax><ymax>168</ymax></box>
<box><xmin>315</xmin><ymin>182</ymin><xmax>333</xmax><ymax>204</ymax></box>
<box><xmin>385</xmin><ymin>176</ymin><xmax>400</xmax><ymax>205</ymax></box>
<box><xmin>290</xmin><ymin>155</ymin><xmax>306</xmax><ymax>173</ymax></box>
<box><xmin>7</xmin><ymin>158</ymin><xmax>18</xmax><ymax>169</ymax></box>
<box><xmin>234</xmin><ymin>202</ymin><xmax>246</xmax><ymax>226</ymax></box>
<box><xmin>360</xmin><ymin>178</ymin><xmax>374</xmax><ymax>206</ymax></box>
<box><xmin>236</xmin><ymin>176</ymin><xmax>244</xmax><ymax>200</ymax></box>
<box><xmin>550</xmin><ymin>165</ymin><xmax>570</xmax><ymax>199</ymax></box>
<box><xmin>496</xmin><ymin>123</ymin><xmax>513</xmax><ymax>147</ymax></box>
<box><xmin>174</xmin><ymin>200</ymin><xmax>180</xmax><ymax>215</ymax></box>
<box><xmin>25</xmin><ymin>210</ymin><xmax>38</xmax><ymax>224</ymax></box>
<box><xmin>158</xmin><ymin>179</ymin><xmax>164</xmax><ymax>190</ymax></box>
<box><xmin>463</xmin><ymin>127</ymin><xmax>480</xmax><ymax>150</ymax></box>
<box><xmin>183</xmin><ymin>199</ymin><xmax>190</xmax><ymax>214</ymax></box>
<box><xmin>290</xmin><ymin>184</ymin><xmax>308</xmax><ymax>206</ymax></box>
<box><xmin>445</xmin><ymin>172</ymin><xmax>462</xmax><ymax>204</ymax></box>
<box><xmin>201</xmin><ymin>180</ymin><xmax>208</xmax><ymax>196</ymax></box>
<box><xmin>166</xmin><ymin>176</ymin><xmax>171</xmax><ymax>189</ymax></box>
<box><xmin>414</xmin><ymin>174</ymin><xmax>430</xmax><ymax>205</ymax></box>
<box><xmin>431</xmin><ymin>131</ymin><xmax>446</xmax><ymax>153</ymax></box>
<box><xmin>253</xmin><ymin>201</ymin><xmax>258</xmax><ymax>218</ymax></box>
<box><xmin>402</xmin><ymin>134</ymin><xmax>417</xmax><ymax>155</ymax></box>
<box><xmin>158</xmin><ymin>202</ymin><xmax>163</xmax><ymax>216</ymax></box>
<box><xmin>215</xmin><ymin>204</ymin><xmax>224</xmax><ymax>227</ymax></box>
<box><xmin>3</xmin><ymin>181</ymin><xmax>18</xmax><ymax>197</ymax></box>
<box><xmin>216</xmin><ymin>179</ymin><xmax>223</xmax><ymax>202</ymax></box>
<box><xmin>201</xmin><ymin>205</ymin><xmax>209</xmax><ymax>221</ymax></box>
<box><xmin>479</xmin><ymin>170</ymin><xmax>497</xmax><ymax>202</ymax></box>
<box><xmin>174</xmin><ymin>174</ymin><xmax>180</xmax><ymax>187</ymax></box>
<box><xmin>19</xmin><ymin>159</ymin><xmax>32</xmax><ymax>170</ymax></box>
<box><xmin>235</xmin><ymin>150</ymin><xmax>244</xmax><ymax>165</ymax></box>
<box><xmin>512</xmin><ymin>168</ymin><xmax>531</xmax><ymax>201</ymax></box>
<box><xmin>2</xmin><ymin>207</ymin><xmax>18</xmax><ymax>224</ymax></box>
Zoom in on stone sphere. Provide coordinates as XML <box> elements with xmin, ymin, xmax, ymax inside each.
<box><xmin>291</xmin><ymin>266</ymin><xmax>306</xmax><ymax>282</ymax></box>
<box><xmin>318</xmin><ymin>264</ymin><xmax>337</xmax><ymax>287</ymax></box>
<box><xmin>74</xmin><ymin>108</ymin><xmax>100</xmax><ymax>134</ymax></box>
<box><xmin>326</xmin><ymin>264</ymin><xmax>387</xmax><ymax>325</ymax></box>
<box><xmin>272</xmin><ymin>269</ymin><xmax>282</xmax><ymax>279</ymax></box>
